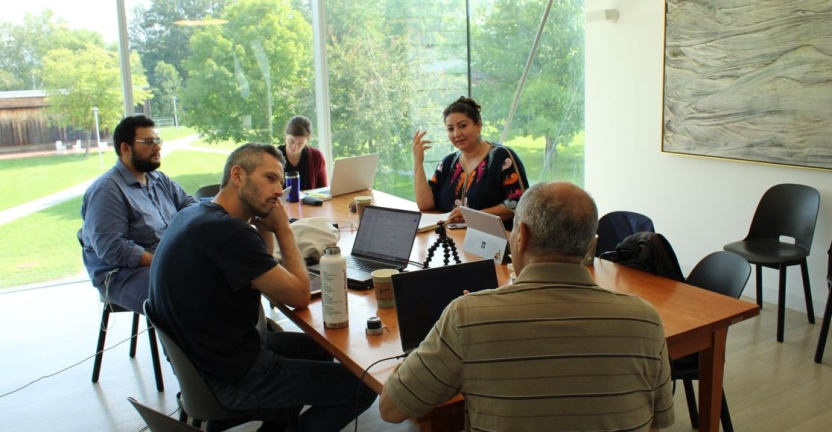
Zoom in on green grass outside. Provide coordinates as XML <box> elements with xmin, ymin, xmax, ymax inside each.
<box><xmin>0</xmin><ymin>126</ymin><xmax>200</xmax><ymax>211</ymax></box>
<box><xmin>371</xmin><ymin>131</ymin><xmax>585</xmax><ymax>199</ymax></box>
<box><xmin>0</xmin><ymin>152</ymin><xmax>119</xmax><ymax>211</ymax></box>
<box><xmin>0</xmin><ymin>149</ymin><xmax>227</xmax><ymax>289</ymax></box>
<box><xmin>0</xmin><ymin>130</ymin><xmax>583</xmax><ymax>289</ymax></box>
<box><xmin>160</xmin><ymin>126</ymin><xmax>198</xmax><ymax>141</ymax></box>
<box><xmin>191</xmin><ymin>138</ymin><xmax>240</xmax><ymax>152</ymax></box>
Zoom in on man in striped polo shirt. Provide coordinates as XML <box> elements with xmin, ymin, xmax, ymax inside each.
<box><xmin>379</xmin><ymin>181</ymin><xmax>674</xmax><ymax>431</ymax></box>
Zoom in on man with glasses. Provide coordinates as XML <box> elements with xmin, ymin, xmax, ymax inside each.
<box><xmin>79</xmin><ymin>115</ymin><xmax>196</xmax><ymax>314</ymax></box>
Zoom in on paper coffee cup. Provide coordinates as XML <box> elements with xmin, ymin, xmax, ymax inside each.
<box><xmin>371</xmin><ymin>268</ymin><xmax>398</xmax><ymax>308</ymax></box>
<box><xmin>355</xmin><ymin>196</ymin><xmax>373</xmax><ymax>220</ymax></box>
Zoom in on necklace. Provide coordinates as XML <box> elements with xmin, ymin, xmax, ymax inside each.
<box><xmin>460</xmin><ymin>140</ymin><xmax>490</xmax><ymax>174</ymax></box>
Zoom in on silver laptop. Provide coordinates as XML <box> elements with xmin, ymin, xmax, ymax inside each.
<box><xmin>306</xmin><ymin>153</ymin><xmax>380</xmax><ymax>198</ymax></box>
<box><xmin>392</xmin><ymin>260</ymin><xmax>499</xmax><ymax>353</ymax></box>
<box><xmin>459</xmin><ymin>206</ymin><xmax>510</xmax><ymax>264</ymax></box>
<box><xmin>308</xmin><ymin>205</ymin><xmax>422</xmax><ymax>288</ymax></box>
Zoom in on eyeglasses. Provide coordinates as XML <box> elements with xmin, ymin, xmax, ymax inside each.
<box><xmin>134</xmin><ymin>138</ymin><xmax>163</xmax><ymax>146</ymax></box>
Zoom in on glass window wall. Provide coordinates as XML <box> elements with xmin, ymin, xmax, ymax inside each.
<box><xmin>0</xmin><ymin>0</ymin><xmax>583</xmax><ymax>290</ymax></box>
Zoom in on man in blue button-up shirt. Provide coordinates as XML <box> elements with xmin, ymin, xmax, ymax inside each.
<box><xmin>79</xmin><ymin>115</ymin><xmax>196</xmax><ymax>314</ymax></box>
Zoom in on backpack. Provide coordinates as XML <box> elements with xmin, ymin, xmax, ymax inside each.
<box><xmin>600</xmin><ymin>232</ymin><xmax>685</xmax><ymax>282</ymax></box>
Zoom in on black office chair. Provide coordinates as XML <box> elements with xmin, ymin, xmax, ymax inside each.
<box><xmin>814</xmin><ymin>242</ymin><xmax>832</xmax><ymax>363</ymax></box>
<box><xmin>724</xmin><ymin>183</ymin><xmax>820</xmax><ymax>343</ymax></box>
<box><xmin>194</xmin><ymin>184</ymin><xmax>220</xmax><ymax>201</ymax></box>
<box><xmin>128</xmin><ymin>397</ymin><xmax>201</xmax><ymax>432</ymax></box>
<box><xmin>673</xmin><ymin>251</ymin><xmax>751</xmax><ymax>432</ymax></box>
<box><xmin>78</xmin><ymin>229</ymin><xmax>164</xmax><ymax>391</ymax></box>
<box><xmin>596</xmin><ymin>211</ymin><xmax>655</xmax><ymax>258</ymax></box>
<box><xmin>144</xmin><ymin>301</ymin><xmax>300</xmax><ymax>431</ymax></box>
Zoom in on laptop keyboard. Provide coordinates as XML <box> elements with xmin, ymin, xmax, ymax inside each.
<box><xmin>346</xmin><ymin>256</ymin><xmax>394</xmax><ymax>272</ymax></box>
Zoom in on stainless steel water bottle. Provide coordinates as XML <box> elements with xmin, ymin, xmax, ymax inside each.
<box><xmin>321</xmin><ymin>246</ymin><xmax>349</xmax><ymax>328</ymax></box>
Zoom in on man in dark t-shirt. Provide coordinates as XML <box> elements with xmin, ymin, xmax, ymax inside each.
<box><xmin>149</xmin><ymin>143</ymin><xmax>375</xmax><ymax>431</ymax></box>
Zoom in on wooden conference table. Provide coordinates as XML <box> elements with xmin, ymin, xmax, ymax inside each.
<box><xmin>276</xmin><ymin>190</ymin><xmax>760</xmax><ymax>432</ymax></box>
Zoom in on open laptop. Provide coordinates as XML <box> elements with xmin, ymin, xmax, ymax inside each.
<box><xmin>305</xmin><ymin>153</ymin><xmax>380</xmax><ymax>199</ymax></box>
<box><xmin>392</xmin><ymin>260</ymin><xmax>499</xmax><ymax>353</ymax></box>
<box><xmin>459</xmin><ymin>206</ymin><xmax>510</xmax><ymax>264</ymax></box>
<box><xmin>307</xmin><ymin>205</ymin><xmax>422</xmax><ymax>288</ymax></box>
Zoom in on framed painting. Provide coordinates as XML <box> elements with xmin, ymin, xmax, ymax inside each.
<box><xmin>663</xmin><ymin>0</ymin><xmax>832</xmax><ymax>170</ymax></box>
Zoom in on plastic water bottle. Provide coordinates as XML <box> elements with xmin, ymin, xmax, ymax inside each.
<box><xmin>321</xmin><ymin>246</ymin><xmax>349</xmax><ymax>329</ymax></box>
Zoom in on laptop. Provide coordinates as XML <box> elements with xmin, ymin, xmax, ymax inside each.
<box><xmin>307</xmin><ymin>205</ymin><xmax>422</xmax><ymax>288</ymax></box>
<box><xmin>392</xmin><ymin>260</ymin><xmax>499</xmax><ymax>353</ymax></box>
<box><xmin>305</xmin><ymin>153</ymin><xmax>380</xmax><ymax>199</ymax></box>
<box><xmin>459</xmin><ymin>206</ymin><xmax>511</xmax><ymax>264</ymax></box>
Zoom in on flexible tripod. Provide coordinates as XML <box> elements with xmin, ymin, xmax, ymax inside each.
<box><xmin>423</xmin><ymin>221</ymin><xmax>461</xmax><ymax>268</ymax></box>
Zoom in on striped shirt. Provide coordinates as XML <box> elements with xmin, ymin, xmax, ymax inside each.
<box><xmin>384</xmin><ymin>262</ymin><xmax>675</xmax><ymax>431</ymax></box>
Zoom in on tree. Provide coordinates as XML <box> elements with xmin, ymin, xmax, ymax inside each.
<box><xmin>323</xmin><ymin>0</ymin><xmax>462</xmax><ymax>171</ymax></box>
<box><xmin>42</xmin><ymin>46</ymin><xmax>151</xmax><ymax>154</ymax></box>
<box><xmin>130</xmin><ymin>0</ymin><xmax>228</xmax><ymax>116</ymax></box>
<box><xmin>472</xmin><ymin>0</ymin><xmax>584</xmax><ymax>179</ymax></box>
<box><xmin>181</xmin><ymin>0</ymin><xmax>312</xmax><ymax>143</ymax></box>
<box><xmin>152</xmin><ymin>61</ymin><xmax>182</xmax><ymax>117</ymax></box>
<box><xmin>0</xmin><ymin>10</ymin><xmax>108</xmax><ymax>91</ymax></box>
<box><xmin>0</xmin><ymin>68</ymin><xmax>23</xmax><ymax>91</ymax></box>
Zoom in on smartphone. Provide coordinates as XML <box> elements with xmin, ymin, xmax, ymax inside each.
<box><xmin>446</xmin><ymin>222</ymin><xmax>467</xmax><ymax>229</ymax></box>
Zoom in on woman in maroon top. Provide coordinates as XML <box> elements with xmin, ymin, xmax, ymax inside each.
<box><xmin>278</xmin><ymin>115</ymin><xmax>327</xmax><ymax>191</ymax></box>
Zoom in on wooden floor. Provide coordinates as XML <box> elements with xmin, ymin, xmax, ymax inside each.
<box><xmin>1</xmin><ymin>280</ymin><xmax>830</xmax><ymax>432</ymax></box>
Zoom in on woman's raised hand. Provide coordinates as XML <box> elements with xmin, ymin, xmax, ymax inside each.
<box><xmin>412</xmin><ymin>130</ymin><xmax>432</xmax><ymax>165</ymax></box>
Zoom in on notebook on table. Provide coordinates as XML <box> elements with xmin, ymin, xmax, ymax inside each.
<box><xmin>392</xmin><ymin>259</ymin><xmax>499</xmax><ymax>353</ymax></box>
<box><xmin>305</xmin><ymin>153</ymin><xmax>380</xmax><ymax>199</ymax></box>
<box><xmin>307</xmin><ymin>205</ymin><xmax>422</xmax><ymax>288</ymax></box>
<box><xmin>417</xmin><ymin>212</ymin><xmax>451</xmax><ymax>233</ymax></box>
<box><xmin>459</xmin><ymin>206</ymin><xmax>510</xmax><ymax>264</ymax></box>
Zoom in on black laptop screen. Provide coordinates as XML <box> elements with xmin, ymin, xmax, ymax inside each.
<box><xmin>392</xmin><ymin>260</ymin><xmax>499</xmax><ymax>352</ymax></box>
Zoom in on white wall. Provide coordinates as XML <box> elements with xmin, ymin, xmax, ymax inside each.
<box><xmin>584</xmin><ymin>0</ymin><xmax>832</xmax><ymax>316</ymax></box>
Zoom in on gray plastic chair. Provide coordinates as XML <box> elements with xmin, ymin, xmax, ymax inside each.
<box><xmin>673</xmin><ymin>251</ymin><xmax>751</xmax><ymax>432</ymax></box>
<box><xmin>143</xmin><ymin>301</ymin><xmax>299</xmax><ymax>432</ymax></box>
<box><xmin>814</xmin><ymin>242</ymin><xmax>832</xmax><ymax>363</ymax></box>
<box><xmin>724</xmin><ymin>183</ymin><xmax>820</xmax><ymax>342</ymax></box>
<box><xmin>128</xmin><ymin>397</ymin><xmax>201</xmax><ymax>432</ymax></box>
<box><xmin>194</xmin><ymin>184</ymin><xmax>220</xmax><ymax>201</ymax></box>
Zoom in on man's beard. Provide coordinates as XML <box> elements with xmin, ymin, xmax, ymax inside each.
<box><xmin>240</xmin><ymin>179</ymin><xmax>274</xmax><ymax>218</ymax></box>
<box><xmin>131</xmin><ymin>151</ymin><xmax>161</xmax><ymax>172</ymax></box>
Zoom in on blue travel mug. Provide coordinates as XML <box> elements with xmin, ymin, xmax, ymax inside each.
<box><xmin>285</xmin><ymin>171</ymin><xmax>300</xmax><ymax>203</ymax></box>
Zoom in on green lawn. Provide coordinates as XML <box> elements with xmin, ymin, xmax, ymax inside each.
<box><xmin>0</xmin><ymin>130</ymin><xmax>583</xmax><ymax>289</ymax></box>
<box><xmin>0</xmin><ymin>126</ymin><xmax>201</xmax><ymax>211</ymax></box>
<box><xmin>371</xmin><ymin>131</ymin><xmax>585</xmax><ymax>199</ymax></box>
<box><xmin>190</xmin><ymin>138</ymin><xmax>241</xmax><ymax>152</ymax></box>
<box><xmin>0</xmin><ymin>149</ymin><xmax>227</xmax><ymax>289</ymax></box>
<box><xmin>0</xmin><ymin>152</ymin><xmax>118</xmax><ymax>211</ymax></box>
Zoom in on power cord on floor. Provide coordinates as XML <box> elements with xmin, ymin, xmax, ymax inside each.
<box><xmin>354</xmin><ymin>353</ymin><xmax>409</xmax><ymax>432</ymax></box>
<box><xmin>0</xmin><ymin>326</ymin><xmax>150</xmax><ymax>399</ymax></box>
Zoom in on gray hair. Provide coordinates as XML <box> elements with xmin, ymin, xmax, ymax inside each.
<box><xmin>220</xmin><ymin>143</ymin><xmax>285</xmax><ymax>187</ymax></box>
<box><xmin>514</xmin><ymin>182</ymin><xmax>598</xmax><ymax>257</ymax></box>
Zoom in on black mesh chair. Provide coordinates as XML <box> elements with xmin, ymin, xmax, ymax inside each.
<box><xmin>596</xmin><ymin>211</ymin><xmax>654</xmax><ymax>258</ymax></box>
<box><xmin>194</xmin><ymin>184</ymin><xmax>220</xmax><ymax>201</ymax></box>
<box><xmin>724</xmin><ymin>183</ymin><xmax>820</xmax><ymax>342</ymax></box>
<box><xmin>673</xmin><ymin>251</ymin><xmax>752</xmax><ymax>432</ymax></box>
<box><xmin>144</xmin><ymin>301</ymin><xmax>300</xmax><ymax>432</ymax></box>
<box><xmin>814</xmin><ymin>242</ymin><xmax>832</xmax><ymax>363</ymax></box>
<box><xmin>78</xmin><ymin>229</ymin><xmax>164</xmax><ymax>391</ymax></box>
